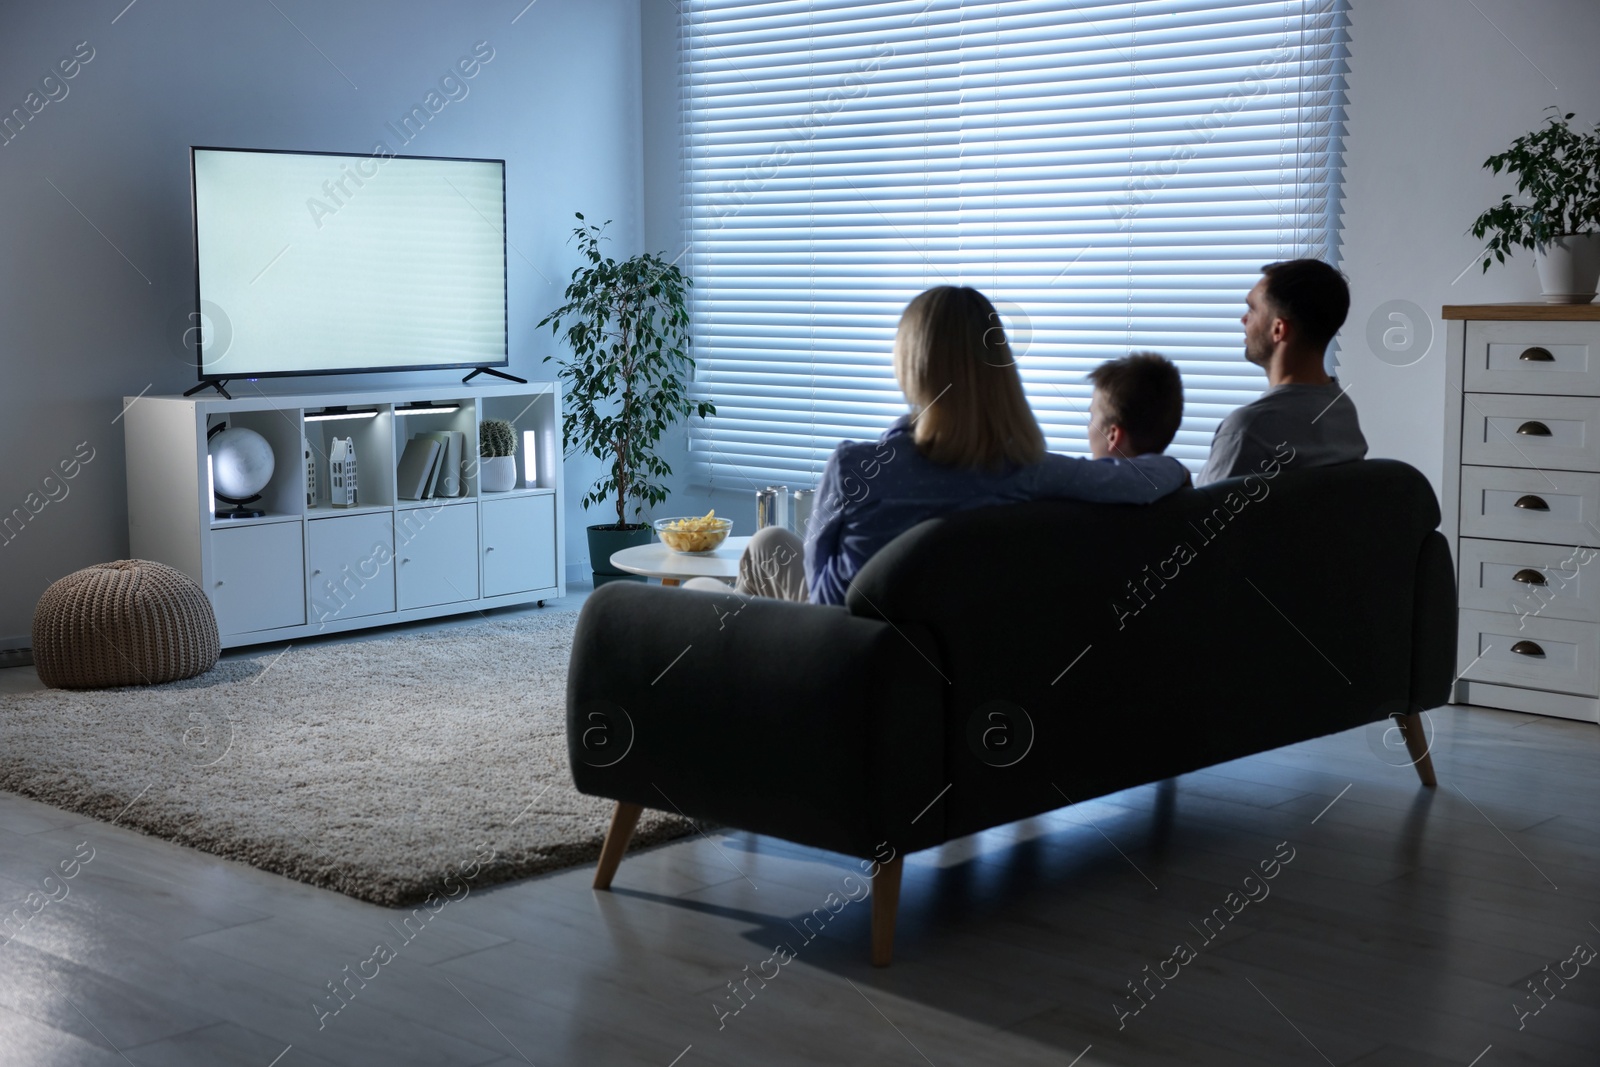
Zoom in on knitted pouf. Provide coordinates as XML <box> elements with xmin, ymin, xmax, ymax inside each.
<box><xmin>32</xmin><ymin>560</ymin><xmax>220</xmax><ymax>689</ymax></box>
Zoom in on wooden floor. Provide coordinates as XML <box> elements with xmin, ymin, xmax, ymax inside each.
<box><xmin>2</xmin><ymin>622</ymin><xmax>1598</xmax><ymax>1064</ymax></box>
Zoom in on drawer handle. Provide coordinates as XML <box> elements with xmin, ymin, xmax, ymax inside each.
<box><xmin>1515</xmin><ymin>420</ymin><xmax>1553</xmax><ymax>436</ymax></box>
<box><xmin>1519</xmin><ymin>346</ymin><xmax>1556</xmax><ymax>362</ymax></box>
<box><xmin>1510</xmin><ymin>640</ymin><xmax>1546</xmax><ymax>658</ymax></box>
<box><xmin>1514</xmin><ymin>495</ymin><xmax>1550</xmax><ymax>511</ymax></box>
<box><xmin>1511</xmin><ymin>568</ymin><xmax>1547</xmax><ymax>585</ymax></box>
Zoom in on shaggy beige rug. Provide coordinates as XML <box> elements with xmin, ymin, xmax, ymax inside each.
<box><xmin>0</xmin><ymin>611</ymin><xmax>695</xmax><ymax>905</ymax></box>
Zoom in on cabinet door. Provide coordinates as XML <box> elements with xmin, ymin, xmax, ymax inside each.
<box><xmin>481</xmin><ymin>494</ymin><xmax>557</xmax><ymax>596</ymax></box>
<box><xmin>395</xmin><ymin>502</ymin><xmax>479</xmax><ymax>609</ymax></box>
<box><xmin>307</xmin><ymin>513</ymin><xmax>396</xmax><ymax>624</ymax></box>
<box><xmin>211</xmin><ymin>521</ymin><xmax>305</xmax><ymax>635</ymax></box>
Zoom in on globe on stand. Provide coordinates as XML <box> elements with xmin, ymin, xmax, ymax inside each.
<box><xmin>208</xmin><ymin>426</ymin><xmax>275</xmax><ymax>519</ymax></box>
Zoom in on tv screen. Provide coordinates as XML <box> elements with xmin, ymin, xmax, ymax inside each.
<box><xmin>190</xmin><ymin>146</ymin><xmax>508</xmax><ymax>381</ymax></box>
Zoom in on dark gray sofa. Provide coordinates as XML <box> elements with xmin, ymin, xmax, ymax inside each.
<box><xmin>565</xmin><ymin>459</ymin><xmax>1457</xmax><ymax>964</ymax></box>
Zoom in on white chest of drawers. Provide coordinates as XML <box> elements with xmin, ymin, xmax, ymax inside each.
<box><xmin>1443</xmin><ymin>304</ymin><xmax>1600</xmax><ymax>723</ymax></box>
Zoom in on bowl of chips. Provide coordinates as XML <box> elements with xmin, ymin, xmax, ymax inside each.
<box><xmin>654</xmin><ymin>511</ymin><xmax>733</xmax><ymax>554</ymax></box>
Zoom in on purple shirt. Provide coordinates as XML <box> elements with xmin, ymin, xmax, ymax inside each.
<box><xmin>804</xmin><ymin>415</ymin><xmax>1191</xmax><ymax>605</ymax></box>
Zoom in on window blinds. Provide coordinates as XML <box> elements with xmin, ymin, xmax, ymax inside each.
<box><xmin>681</xmin><ymin>0</ymin><xmax>1348</xmax><ymax>485</ymax></box>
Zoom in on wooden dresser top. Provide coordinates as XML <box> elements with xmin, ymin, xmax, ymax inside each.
<box><xmin>1442</xmin><ymin>303</ymin><xmax>1600</xmax><ymax>320</ymax></box>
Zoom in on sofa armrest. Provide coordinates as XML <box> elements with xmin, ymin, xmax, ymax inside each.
<box><xmin>566</xmin><ymin>582</ymin><xmax>950</xmax><ymax>859</ymax></box>
<box><xmin>1412</xmin><ymin>530</ymin><xmax>1458</xmax><ymax>710</ymax></box>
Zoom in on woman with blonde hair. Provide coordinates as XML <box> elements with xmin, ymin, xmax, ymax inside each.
<box><xmin>702</xmin><ymin>285</ymin><xmax>1189</xmax><ymax>605</ymax></box>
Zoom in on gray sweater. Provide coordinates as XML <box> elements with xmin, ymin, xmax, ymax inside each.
<box><xmin>1198</xmin><ymin>380</ymin><xmax>1367</xmax><ymax>485</ymax></box>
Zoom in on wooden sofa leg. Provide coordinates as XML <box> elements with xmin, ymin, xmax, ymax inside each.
<box><xmin>870</xmin><ymin>855</ymin><xmax>904</xmax><ymax>967</ymax></box>
<box><xmin>1394</xmin><ymin>712</ymin><xmax>1438</xmax><ymax>788</ymax></box>
<box><xmin>594</xmin><ymin>802</ymin><xmax>643</xmax><ymax>889</ymax></box>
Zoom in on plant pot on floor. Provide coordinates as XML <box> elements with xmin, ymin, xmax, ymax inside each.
<box><xmin>1535</xmin><ymin>233</ymin><xmax>1600</xmax><ymax>303</ymax></box>
<box><xmin>480</xmin><ymin>456</ymin><xmax>517</xmax><ymax>492</ymax></box>
<box><xmin>588</xmin><ymin>524</ymin><xmax>652</xmax><ymax>587</ymax></box>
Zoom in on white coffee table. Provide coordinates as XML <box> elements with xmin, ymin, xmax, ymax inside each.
<box><xmin>610</xmin><ymin>535</ymin><xmax>750</xmax><ymax>586</ymax></box>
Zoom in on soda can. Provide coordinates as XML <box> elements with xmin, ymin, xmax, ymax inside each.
<box><xmin>791</xmin><ymin>488</ymin><xmax>816</xmax><ymax>540</ymax></box>
<box><xmin>757</xmin><ymin>485</ymin><xmax>790</xmax><ymax>530</ymax></box>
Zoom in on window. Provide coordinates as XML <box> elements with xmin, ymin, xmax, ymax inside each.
<box><xmin>682</xmin><ymin>0</ymin><xmax>1348</xmax><ymax>485</ymax></box>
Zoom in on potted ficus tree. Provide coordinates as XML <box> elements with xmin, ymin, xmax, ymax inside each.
<box><xmin>538</xmin><ymin>213</ymin><xmax>714</xmax><ymax>585</ymax></box>
<box><xmin>1471</xmin><ymin>109</ymin><xmax>1600</xmax><ymax>303</ymax></box>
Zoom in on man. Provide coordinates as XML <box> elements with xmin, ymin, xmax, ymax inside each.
<box><xmin>1198</xmin><ymin>259</ymin><xmax>1367</xmax><ymax>486</ymax></box>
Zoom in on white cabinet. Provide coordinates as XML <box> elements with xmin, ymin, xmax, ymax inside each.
<box><xmin>124</xmin><ymin>383</ymin><xmax>564</xmax><ymax>648</ymax></box>
<box><xmin>1443</xmin><ymin>305</ymin><xmax>1600</xmax><ymax>723</ymax></box>
<box><xmin>396</xmin><ymin>502</ymin><xmax>480</xmax><ymax>609</ymax></box>
<box><xmin>308</xmin><ymin>512</ymin><xmax>395</xmax><ymax>624</ymax></box>
<box><xmin>211</xmin><ymin>521</ymin><xmax>305</xmax><ymax>634</ymax></box>
<box><xmin>482</xmin><ymin>493</ymin><xmax>558</xmax><ymax>596</ymax></box>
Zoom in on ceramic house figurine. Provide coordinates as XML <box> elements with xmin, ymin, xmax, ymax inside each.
<box><xmin>330</xmin><ymin>437</ymin><xmax>358</xmax><ymax>507</ymax></box>
<box><xmin>304</xmin><ymin>437</ymin><xmax>318</xmax><ymax>507</ymax></box>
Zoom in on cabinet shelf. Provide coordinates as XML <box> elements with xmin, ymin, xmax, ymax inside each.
<box><xmin>125</xmin><ymin>383</ymin><xmax>565</xmax><ymax>648</ymax></box>
<box><xmin>306</xmin><ymin>503</ymin><xmax>393</xmax><ymax>520</ymax></box>
<box><xmin>482</xmin><ymin>486</ymin><xmax>556</xmax><ymax>499</ymax></box>
<box><xmin>396</xmin><ymin>497</ymin><xmax>475</xmax><ymax>512</ymax></box>
<box><xmin>209</xmin><ymin>512</ymin><xmax>301</xmax><ymax>530</ymax></box>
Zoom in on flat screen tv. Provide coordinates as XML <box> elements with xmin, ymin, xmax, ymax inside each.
<box><xmin>190</xmin><ymin>146</ymin><xmax>508</xmax><ymax>383</ymax></box>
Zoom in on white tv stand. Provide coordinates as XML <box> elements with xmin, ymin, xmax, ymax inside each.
<box><xmin>123</xmin><ymin>383</ymin><xmax>564</xmax><ymax>649</ymax></box>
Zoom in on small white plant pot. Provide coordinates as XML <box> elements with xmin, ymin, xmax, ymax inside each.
<box><xmin>1535</xmin><ymin>233</ymin><xmax>1600</xmax><ymax>304</ymax></box>
<box><xmin>480</xmin><ymin>455</ymin><xmax>517</xmax><ymax>492</ymax></box>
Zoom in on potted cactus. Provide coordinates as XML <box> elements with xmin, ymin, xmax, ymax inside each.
<box><xmin>479</xmin><ymin>418</ymin><xmax>517</xmax><ymax>492</ymax></box>
<box><xmin>539</xmin><ymin>213</ymin><xmax>713</xmax><ymax>584</ymax></box>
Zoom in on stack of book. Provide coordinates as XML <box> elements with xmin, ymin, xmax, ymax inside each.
<box><xmin>396</xmin><ymin>430</ymin><xmax>467</xmax><ymax>500</ymax></box>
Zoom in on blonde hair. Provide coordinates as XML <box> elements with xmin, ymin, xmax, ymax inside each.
<box><xmin>892</xmin><ymin>286</ymin><xmax>1046</xmax><ymax>469</ymax></box>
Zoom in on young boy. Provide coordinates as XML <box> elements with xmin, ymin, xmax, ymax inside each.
<box><xmin>1086</xmin><ymin>351</ymin><xmax>1187</xmax><ymax>467</ymax></box>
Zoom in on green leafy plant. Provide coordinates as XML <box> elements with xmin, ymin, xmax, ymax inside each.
<box><xmin>479</xmin><ymin>418</ymin><xmax>516</xmax><ymax>458</ymax></box>
<box><xmin>538</xmin><ymin>213</ymin><xmax>713</xmax><ymax>529</ymax></box>
<box><xmin>1471</xmin><ymin>109</ymin><xmax>1600</xmax><ymax>271</ymax></box>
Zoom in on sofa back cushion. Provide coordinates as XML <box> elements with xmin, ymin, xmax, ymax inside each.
<box><xmin>845</xmin><ymin>458</ymin><xmax>1452</xmax><ymax>839</ymax></box>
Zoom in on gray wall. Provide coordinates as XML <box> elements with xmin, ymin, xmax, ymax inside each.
<box><xmin>0</xmin><ymin>0</ymin><xmax>644</xmax><ymax>645</ymax></box>
<box><xmin>1339</xmin><ymin>0</ymin><xmax>1600</xmax><ymax>494</ymax></box>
